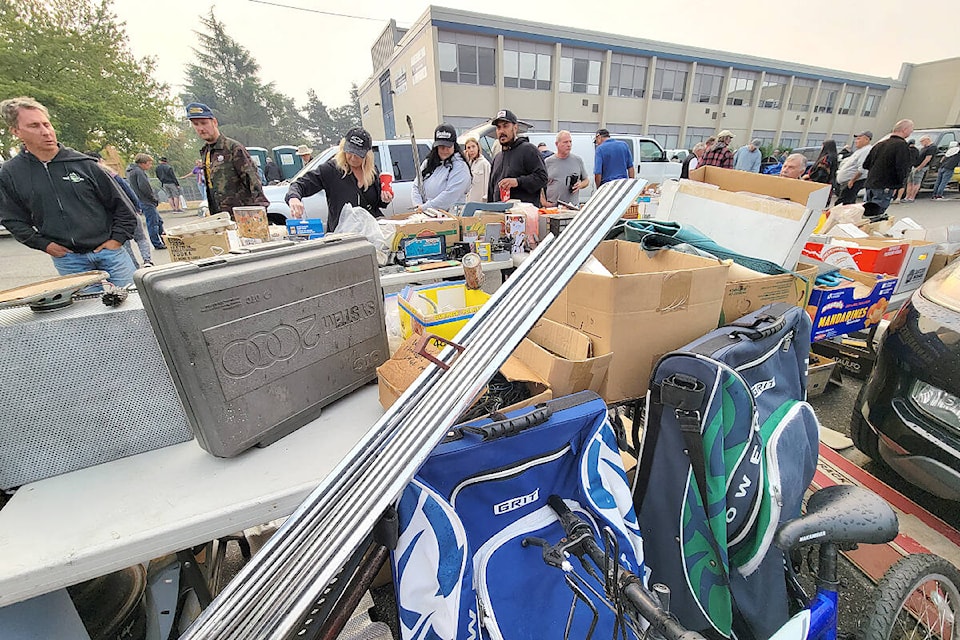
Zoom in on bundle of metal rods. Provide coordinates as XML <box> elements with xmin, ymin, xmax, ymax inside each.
<box><xmin>181</xmin><ymin>178</ymin><xmax>646</xmax><ymax>639</ymax></box>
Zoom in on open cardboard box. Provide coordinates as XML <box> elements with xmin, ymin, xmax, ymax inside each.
<box><xmin>807</xmin><ymin>269</ymin><xmax>898</xmax><ymax>342</ymax></box>
<box><xmin>458</xmin><ymin>212</ymin><xmax>506</xmax><ymax>242</ymax></box>
<box><xmin>379</xmin><ymin>211</ymin><xmax>460</xmax><ymax>250</ymax></box>
<box><xmin>803</xmin><ymin>237</ymin><xmax>935</xmax><ymax>296</ymax></box>
<box><xmin>513</xmin><ymin>318</ymin><xmax>613</xmax><ymax>397</ymax></box>
<box><xmin>545</xmin><ymin>240</ymin><xmax>729</xmax><ymax>403</ymax></box>
<box><xmin>658</xmin><ymin>166</ymin><xmax>829</xmax><ymax>269</ymax></box>
<box><xmin>377</xmin><ymin>335</ymin><xmax>551</xmax><ymax>413</ymax></box>
<box><xmin>721</xmin><ymin>261</ymin><xmax>818</xmax><ymax>324</ymax></box>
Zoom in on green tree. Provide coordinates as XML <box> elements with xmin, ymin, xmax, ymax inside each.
<box><xmin>0</xmin><ymin>0</ymin><xmax>175</xmax><ymax>157</ymax></box>
<box><xmin>183</xmin><ymin>10</ymin><xmax>308</xmax><ymax>150</ymax></box>
<box><xmin>303</xmin><ymin>89</ymin><xmax>340</xmax><ymax>148</ymax></box>
<box><xmin>330</xmin><ymin>84</ymin><xmax>362</xmax><ymax>135</ymax></box>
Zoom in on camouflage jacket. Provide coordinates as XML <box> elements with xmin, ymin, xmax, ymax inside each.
<box><xmin>201</xmin><ymin>135</ymin><xmax>269</xmax><ymax>216</ymax></box>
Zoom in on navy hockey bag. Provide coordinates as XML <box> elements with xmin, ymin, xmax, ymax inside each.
<box><xmin>632</xmin><ymin>303</ymin><xmax>820</xmax><ymax>639</ymax></box>
<box><xmin>392</xmin><ymin>392</ymin><xmax>646</xmax><ymax>640</ymax></box>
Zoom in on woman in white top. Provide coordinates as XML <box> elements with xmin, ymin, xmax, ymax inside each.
<box><xmin>463</xmin><ymin>137</ymin><xmax>491</xmax><ymax>202</ymax></box>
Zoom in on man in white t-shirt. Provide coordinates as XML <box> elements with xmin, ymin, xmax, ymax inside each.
<box><xmin>834</xmin><ymin>131</ymin><xmax>873</xmax><ymax>204</ymax></box>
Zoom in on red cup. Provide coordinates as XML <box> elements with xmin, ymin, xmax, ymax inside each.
<box><xmin>499</xmin><ymin>185</ymin><xmax>510</xmax><ymax>202</ymax></box>
<box><xmin>379</xmin><ymin>173</ymin><xmax>394</xmax><ymax>196</ymax></box>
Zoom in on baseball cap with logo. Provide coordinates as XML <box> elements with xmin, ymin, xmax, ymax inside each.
<box><xmin>855</xmin><ymin>130</ymin><xmax>874</xmax><ymax>140</ymax></box>
<box><xmin>491</xmin><ymin>109</ymin><xmax>518</xmax><ymax>125</ymax></box>
<box><xmin>343</xmin><ymin>128</ymin><xmax>372</xmax><ymax>157</ymax></box>
<box><xmin>433</xmin><ymin>123</ymin><xmax>457</xmax><ymax>147</ymax></box>
<box><xmin>185</xmin><ymin>102</ymin><xmax>215</xmax><ymax>120</ymax></box>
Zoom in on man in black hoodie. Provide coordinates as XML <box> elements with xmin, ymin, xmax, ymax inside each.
<box><xmin>486</xmin><ymin>109</ymin><xmax>547</xmax><ymax>206</ymax></box>
<box><xmin>0</xmin><ymin>97</ymin><xmax>138</xmax><ymax>287</ymax></box>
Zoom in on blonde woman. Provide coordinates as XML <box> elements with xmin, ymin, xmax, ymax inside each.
<box><xmin>285</xmin><ymin>127</ymin><xmax>393</xmax><ymax>231</ymax></box>
<box><xmin>463</xmin><ymin>137</ymin><xmax>491</xmax><ymax>202</ymax></box>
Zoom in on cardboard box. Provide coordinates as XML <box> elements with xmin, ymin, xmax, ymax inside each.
<box><xmin>658</xmin><ymin>166</ymin><xmax>829</xmax><ymax>269</ymax></box>
<box><xmin>807</xmin><ymin>269</ymin><xmax>898</xmax><ymax>342</ymax></box>
<box><xmin>380</xmin><ymin>212</ymin><xmax>460</xmax><ymax>251</ymax></box>
<box><xmin>721</xmin><ymin>262</ymin><xmax>818</xmax><ymax>324</ymax></box>
<box><xmin>398</xmin><ymin>282</ymin><xmax>491</xmax><ymax>340</ymax></box>
<box><xmin>545</xmin><ymin>241</ymin><xmax>729</xmax><ymax>403</ymax></box>
<box><xmin>803</xmin><ymin>237</ymin><xmax>934</xmax><ymax>296</ymax></box>
<box><xmin>926</xmin><ymin>249</ymin><xmax>960</xmax><ymax>282</ymax></box>
<box><xmin>377</xmin><ymin>335</ymin><xmax>551</xmax><ymax>412</ymax></box>
<box><xmin>806</xmin><ymin>353</ymin><xmax>836</xmax><ymax>398</ymax></box>
<box><xmin>458</xmin><ymin>212</ymin><xmax>506</xmax><ymax>241</ymax></box>
<box><xmin>163</xmin><ymin>231</ymin><xmax>232</xmax><ymax>262</ymax></box>
<box><xmin>811</xmin><ymin>339</ymin><xmax>876</xmax><ymax>380</ymax></box>
<box><xmin>513</xmin><ymin>318</ymin><xmax>613</xmax><ymax>396</ymax></box>
<box><xmin>286</xmin><ymin>218</ymin><xmax>325</xmax><ymax>238</ymax></box>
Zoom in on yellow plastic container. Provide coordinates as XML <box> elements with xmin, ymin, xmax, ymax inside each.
<box><xmin>398</xmin><ymin>282</ymin><xmax>491</xmax><ymax>340</ymax></box>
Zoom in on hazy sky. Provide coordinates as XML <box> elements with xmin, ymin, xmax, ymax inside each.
<box><xmin>112</xmin><ymin>0</ymin><xmax>959</xmax><ymax>110</ymax></box>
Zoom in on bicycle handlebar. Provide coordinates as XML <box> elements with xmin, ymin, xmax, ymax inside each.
<box><xmin>547</xmin><ymin>496</ymin><xmax>707</xmax><ymax>640</ymax></box>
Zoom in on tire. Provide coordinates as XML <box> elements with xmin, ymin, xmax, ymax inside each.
<box><xmin>860</xmin><ymin>553</ymin><xmax>960</xmax><ymax>640</ymax></box>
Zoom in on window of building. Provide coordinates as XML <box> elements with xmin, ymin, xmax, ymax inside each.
<box><xmin>805</xmin><ymin>133</ymin><xmax>825</xmax><ymax>148</ymax></box>
<box><xmin>758</xmin><ymin>74</ymin><xmax>787</xmax><ymax>109</ymax></box>
<box><xmin>862</xmin><ymin>92</ymin><xmax>882</xmax><ymax>117</ymax></box>
<box><xmin>839</xmin><ymin>89</ymin><xmax>861</xmax><ymax>115</ymax></box>
<box><xmin>558</xmin><ymin>121</ymin><xmax>599</xmax><ymax>133</ymax></box>
<box><xmin>394</xmin><ymin>66</ymin><xmax>408</xmax><ymax>95</ymax></box>
<box><xmin>779</xmin><ymin>132</ymin><xmax>801</xmax><ymax>149</ymax></box>
<box><xmin>608</xmin><ymin>53</ymin><xmax>649</xmax><ymax>99</ymax></box>
<box><xmin>652</xmin><ymin>59</ymin><xmax>688</xmax><ymax>102</ymax></box>
<box><xmin>559</xmin><ymin>46</ymin><xmax>602</xmax><ymax>95</ymax></box>
<box><xmin>788</xmin><ymin>78</ymin><xmax>816</xmax><ymax>111</ymax></box>
<box><xmin>503</xmin><ymin>39</ymin><xmax>552</xmax><ymax>91</ymax></box>
<box><xmin>814</xmin><ymin>82</ymin><xmax>841</xmax><ymax>114</ymax></box>
<box><xmin>648</xmin><ymin>125</ymin><xmax>681</xmax><ymax>149</ymax></box>
<box><xmin>685</xmin><ymin>126</ymin><xmax>715</xmax><ymax>148</ymax></box>
<box><xmin>834</xmin><ymin>134</ymin><xmax>850</xmax><ymax>148</ymax></box>
<box><xmin>726</xmin><ymin>69</ymin><xmax>757</xmax><ymax>107</ymax></box>
<box><xmin>438</xmin><ymin>31</ymin><xmax>496</xmax><ymax>86</ymax></box>
<box><xmin>752</xmin><ymin>130</ymin><xmax>776</xmax><ymax>148</ymax></box>
<box><xmin>607</xmin><ymin>122</ymin><xmax>643</xmax><ymax>135</ymax></box>
<box><xmin>691</xmin><ymin>64</ymin><xmax>724</xmax><ymax>104</ymax></box>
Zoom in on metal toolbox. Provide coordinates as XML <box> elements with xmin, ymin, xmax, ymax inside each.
<box><xmin>135</xmin><ymin>236</ymin><xmax>389</xmax><ymax>457</ymax></box>
<box><xmin>0</xmin><ymin>295</ymin><xmax>192</xmax><ymax>489</ymax></box>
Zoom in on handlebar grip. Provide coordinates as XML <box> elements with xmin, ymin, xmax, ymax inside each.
<box><xmin>548</xmin><ymin>495</ymin><xmax>588</xmax><ymax>536</ymax></box>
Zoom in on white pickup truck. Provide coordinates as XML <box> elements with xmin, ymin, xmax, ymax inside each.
<box><xmin>262</xmin><ymin>139</ymin><xmax>432</xmax><ymax>227</ymax></box>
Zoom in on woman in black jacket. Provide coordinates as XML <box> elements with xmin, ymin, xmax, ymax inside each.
<box><xmin>285</xmin><ymin>127</ymin><xmax>393</xmax><ymax>232</ymax></box>
<box><xmin>803</xmin><ymin>139</ymin><xmax>838</xmax><ymax>193</ymax></box>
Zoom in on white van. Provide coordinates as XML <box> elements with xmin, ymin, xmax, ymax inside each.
<box><xmin>262</xmin><ymin>138</ymin><xmax>433</xmax><ymax>226</ymax></box>
<box><xmin>459</xmin><ymin>122</ymin><xmax>679</xmax><ymax>201</ymax></box>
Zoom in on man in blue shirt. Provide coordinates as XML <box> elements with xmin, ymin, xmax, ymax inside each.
<box><xmin>593</xmin><ymin>129</ymin><xmax>634</xmax><ymax>186</ymax></box>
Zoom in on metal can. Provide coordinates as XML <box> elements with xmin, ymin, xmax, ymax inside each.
<box><xmin>476</xmin><ymin>242</ymin><xmax>492</xmax><ymax>262</ymax></box>
<box><xmin>462</xmin><ymin>252</ymin><xmax>485</xmax><ymax>290</ymax></box>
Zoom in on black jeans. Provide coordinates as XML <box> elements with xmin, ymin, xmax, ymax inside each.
<box><xmin>835</xmin><ymin>179</ymin><xmax>866</xmax><ymax>205</ymax></box>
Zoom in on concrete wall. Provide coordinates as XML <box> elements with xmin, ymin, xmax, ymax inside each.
<box><xmin>897</xmin><ymin>58</ymin><xmax>960</xmax><ymax>128</ymax></box>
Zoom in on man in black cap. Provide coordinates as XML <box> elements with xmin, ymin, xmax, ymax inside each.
<box><xmin>834</xmin><ymin>131</ymin><xmax>873</xmax><ymax>205</ymax></box>
<box><xmin>185</xmin><ymin>101</ymin><xmax>269</xmax><ymax>218</ymax></box>
<box><xmin>486</xmin><ymin>109</ymin><xmax>547</xmax><ymax>206</ymax></box>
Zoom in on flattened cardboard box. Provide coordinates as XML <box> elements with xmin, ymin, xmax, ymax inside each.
<box><xmin>513</xmin><ymin>317</ymin><xmax>613</xmax><ymax>397</ymax></box>
<box><xmin>545</xmin><ymin>240</ymin><xmax>729</xmax><ymax>403</ymax></box>
<box><xmin>377</xmin><ymin>335</ymin><xmax>551</xmax><ymax>412</ymax></box>
<box><xmin>659</xmin><ymin>166</ymin><xmax>829</xmax><ymax>269</ymax></box>
<box><xmin>722</xmin><ymin>261</ymin><xmax>818</xmax><ymax>324</ymax></box>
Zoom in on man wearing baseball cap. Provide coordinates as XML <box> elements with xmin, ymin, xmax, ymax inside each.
<box><xmin>835</xmin><ymin>131</ymin><xmax>873</xmax><ymax>204</ymax></box>
<box><xmin>486</xmin><ymin>109</ymin><xmax>547</xmax><ymax>206</ymax></box>
<box><xmin>594</xmin><ymin>129</ymin><xmax>634</xmax><ymax>187</ymax></box>
<box><xmin>733</xmin><ymin>139</ymin><xmax>763</xmax><ymax>173</ymax></box>
<box><xmin>185</xmin><ymin>101</ymin><xmax>268</xmax><ymax>218</ymax></box>
<box><xmin>702</xmin><ymin>130</ymin><xmax>735</xmax><ymax>169</ymax></box>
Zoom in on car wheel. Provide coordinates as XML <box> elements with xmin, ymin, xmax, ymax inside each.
<box><xmin>850</xmin><ymin>385</ymin><xmax>881</xmax><ymax>461</ymax></box>
<box><xmin>267</xmin><ymin>212</ymin><xmax>288</xmax><ymax>227</ymax></box>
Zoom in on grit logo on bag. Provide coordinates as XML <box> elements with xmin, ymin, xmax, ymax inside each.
<box><xmin>751</xmin><ymin>378</ymin><xmax>777</xmax><ymax>398</ymax></box>
<box><xmin>493</xmin><ymin>488</ymin><xmax>540</xmax><ymax>515</ymax></box>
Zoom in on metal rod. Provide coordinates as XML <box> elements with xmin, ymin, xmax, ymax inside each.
<box><xmin>182</xmin><ymin>179</ymin><xmax>644</xmax><ymax>638</ymax></box>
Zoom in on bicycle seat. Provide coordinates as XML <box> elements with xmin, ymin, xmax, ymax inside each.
<box><xmin>774</xmin><ymin>484</ymin><xmax>898</xmax><ymax>551</ymax></box>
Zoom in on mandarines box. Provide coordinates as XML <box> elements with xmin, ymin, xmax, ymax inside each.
<box><xmin>512</xmin><ymin>317</ymin><xmax>613</xmax><ymax>397</ymax></box>
<box><xmin>658</xmin><ymin>166</ymin><xmax>829</xmax><ymax>269</ymax></box>
<box><xmin>721</xmin><ymin>261</ymin><xmax>818</xmax><ymax>324</ymax></box>
<box><xmin>544</xmin><ymin>241</ymin><xmax>729</xmax><ymax>403</ymax></box>
<box><xmin>377</xmin><ymin>334</ymin><xmax>551</xmax><ymax>413</ymax></box>
<box><xmin>806</xmin><ymin>269</ymin><xmax>898</xmax><ymax>343</ymax></box>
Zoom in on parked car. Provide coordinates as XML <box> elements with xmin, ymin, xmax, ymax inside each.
<box><xmin>459</xmin><ymin>122</ymin><xmax>680</xmax><ymax>201</ymax></box>
<box><xmin>851</xmin><ymin>257</ymin><xmax>960</xmax><ymax>500</ymax></box>
<box><xmin>910</xmin><ymin>128</ymin><xmax>960</xmax><ymax>191</ymax></box>
<box><xmin>791</xmin><ymin>146</ymin><xmax>821</xmax><ymax>170</ymax></box>
<box><xmin>262</xmin><ymin>139</ymin><xmax>432</xmax><ymax>227</ymax></box>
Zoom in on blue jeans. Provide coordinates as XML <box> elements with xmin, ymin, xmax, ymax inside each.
<box><xmin>934</xmin><ymin>167</ymin><xmax>954</xmax><ymax>197</ymax></box>
<box><xmin>124</xmin><ymin>215</ymin><xmax>153</xmax><ymax>266</ymax></box>
<box><xmin>866</xmin><ymin>188</ymin><xmax>896</xmax><ymax>214</ymax></box>
<box><xmin>141</xmin><ymin>203</ymin><xmax>166</xmax><ymax>248</ymax></box>
<box><xmin>51</xmin><ymin>247</ymin><xmax>136</xmax><ymax>289</ymax></box>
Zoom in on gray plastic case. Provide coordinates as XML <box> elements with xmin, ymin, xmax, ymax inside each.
<box><xmin>135</xmin><ymin>235</ymin><xmax>388</xmax><ymax>457</ymax></box>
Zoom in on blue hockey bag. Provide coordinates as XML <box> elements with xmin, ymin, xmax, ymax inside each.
<box><xmin>392</xmin><ymin>391</ymin><xmax>646</xmax><ymax>640</ymax></box>
<box><xmin>632</xmin><ymin>303</ymin><xmax>820</xmax><ymax>639</ymax></box>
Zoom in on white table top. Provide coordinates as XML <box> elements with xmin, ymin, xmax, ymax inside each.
<box><xmin>379</xmin><ymin>259</ymin><xmax>513</xmax><ymax>293</ymax></box>
<box><xmin>0</xmin><ymin>384</ymin><xmax>384</xmax><ymax>607</ymax></box>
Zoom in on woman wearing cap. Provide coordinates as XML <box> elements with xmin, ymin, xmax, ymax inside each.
<box><xmin>285</xmin><ymin>127</ymin><xmax>393</xmax><ymax>231</ymax></box>
<box><xmin>463</xmin><ymin>137</ymin><xmax>491</xmax><ymax>202</ymax></box>
<box><xmin>412</xmin><ymin>123</ymin><xmax>472</xmax><ymax>212</ymax></box>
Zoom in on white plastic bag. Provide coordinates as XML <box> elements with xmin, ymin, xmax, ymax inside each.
<box><xmin>336</xmin><ymin>204</ymin><xmax>389</xmax><ymax>265</ymax></box>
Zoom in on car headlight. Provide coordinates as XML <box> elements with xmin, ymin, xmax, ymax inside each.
<box><xmin>909</xmin><ymin>380</ymin><xmax>960</xmax><ymax>432</ymax></box>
